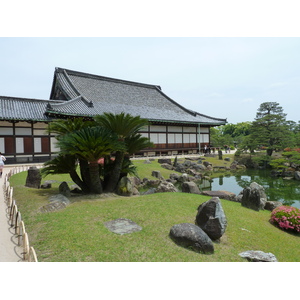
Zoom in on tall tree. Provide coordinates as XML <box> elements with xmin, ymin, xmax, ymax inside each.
<box><xmin>250</xmin><ymin>102</ymin><xmax>291</xmax><ymax>156</ymax></box>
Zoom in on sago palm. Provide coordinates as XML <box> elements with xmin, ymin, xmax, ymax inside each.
<box><xmin>94</xmin><ymin>112</ymin><xmax>149</xmax><ymax>192</ymax></box>
<box><xmin>47</xmin><ymin>117</ymin><xmax>96</xmax><ymax>189</ymax></box>
<box><xmin>57</xmin><ymin>126</ymin><xmax>124</xmax><ymax>194</ymax></box>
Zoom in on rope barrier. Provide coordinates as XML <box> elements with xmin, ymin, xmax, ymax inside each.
<box><xmin>3</xmin><ymin>167</ymin><xmax>38</xmax><ymax>262</ymax></box>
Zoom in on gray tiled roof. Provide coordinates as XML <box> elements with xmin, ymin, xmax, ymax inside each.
<box><xmin>49</xmin><ymin>68</ymin><xmax>227</xmax><ymax>125</ymax></box>
<box><xmin>0</xmin><ymin>96</ymin><xmax>63</xmax><ymax>121</ymax></box>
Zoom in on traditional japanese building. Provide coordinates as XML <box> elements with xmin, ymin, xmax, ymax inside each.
<box><xmin>0</xmin><ymin>67</ymin><xmax>226</xmax><ymax>164</ymax></box>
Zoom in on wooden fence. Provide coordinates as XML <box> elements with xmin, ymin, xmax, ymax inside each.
<box><xmin>3</xmin><ymin>166</ymin><xmax>41</xmax><ymax>262</ymax></box>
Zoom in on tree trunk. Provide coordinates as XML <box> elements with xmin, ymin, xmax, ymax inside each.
<box><xmin>267</xmin><ymin>148</ymin><xmax>273</xmax><ymax>156</ymax></box>
<box><xmin>104</xmin><ymin>151</ymin><xmax>124</xmax><ymax>192</ymax></box>
<box><xmin>89</xmin><ymin>161</ymin><xmax>103</xmax><ymax>194</ymax></box>
<box><xmin>79</xmin><ymin>159</ymin><xmax>92</xmax><ymax>191</ymax></box>
<box><xmin>69</xmin><ymin>169</ymin><xmax>90</xmax><ymax>193</ymax></box>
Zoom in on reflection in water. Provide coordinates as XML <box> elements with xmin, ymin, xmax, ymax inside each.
<box><xmin>199</xmin><ymin>169</ymin><xmax>300</xmax><ymax>208</ymax></box>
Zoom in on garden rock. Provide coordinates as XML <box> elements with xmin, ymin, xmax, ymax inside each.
<box><xmin>161</xmin><ymin>163</ymin><xmax>174</xmax><ymax>170</ymax></box>
<box><xmin>40</xmin><ymin>194</ymin><xmax>70</xmax><ymax>213</ymax></box>
<box><xmin>177</xmin><ymin>173</ymin><xmax>191</xmax><ymax>183</ymax></box>
<box><xmin>143</xmin><ymin>179</ymin><xmax>160</xmax><ymax>187</ymax></box>
<box><xmin>49</xmin><ymin>194</ymin><xmax>71</xmax><ymax>205</ymax></box>
<box><xmin>116</xmin><ymin>176</ymin><xmax>133</xmax><ymax>196</ymax></box>
<box><xmin>195</xmin><ymin>197</ymin><xmax>227</xmax><ymax>240</ymax></box>
<box><xmin>156</xmin><ymin>181</ymin><xmax>178</xmax><ymax>193</ymax></box>
<box><xmin>152</xmin><ymin>170</ymin><xmax>163</xmax><ymax>179</ymax></box>
<box><xmin>295</xmin><ymin>171</ymin><xmax>300</xmax><ymax>181</ymax></box>
<box><xmin>129</xmin><ymin>176</ymin><xmax>141</xmax><ymax>187</ymax></box>
<box><xmin>264</xmin><ymin>201</ymin><xmax>283</xmax><ymax>211</ymax></box>
<box><xmin>203</xmin><ymin>161</ymin><xmax>211</xmax><ymax>168</ymax></box>
<box><xmin>182</xmin><ymin>181</ymin><xmax>201</xmax><ymax>194</ymax></box>
<box><xmin>59</xmin><ymin>181</ymin><xmax>71</xmax><ymax>197</ymax></box>
<box><xmin>169</xmin><ymin>223</ymin><xmax>214</xmax><ymax>254</ymax></box>
<box><xmin>183</xmin><ymin>160</ymin><xmax>192</xmax><ymax>167</ymax></box>
<box><xmin>193</xmin><ymin>164</ymin><xmax>206</xmax><ymax>171</ymax></box>
<box><xmin>158</xmin><ymin>158</ymin><xmax>172</xmax><ymax>165</ymax></box>
<box><xmin>41</xmin><ymin>181</ymin><xmax>52</xmax><ymax>189</ymax></box>
<box><xmin>201</xmin><ymin>190</ymin><xmax>237</xmax><ymax>202</ymax></box>
<box><xmin>142</xmin><ymin>187</ymin><xmax>156</xmax><ymax>195</ymax></box>
<box><xmin>169</xmin><ymin>173</ymin><xmax>180</xmax><ymax>181</ymax></box>
<box><xmin>25</xmin><ymin>166</ymin><xmax>42</xmax><ymax>188</ymax></box>
<box><xmin>239</xmin><ymin>250</ymin><xmax>278</xmax><ymax>262</ymax></box>
<box><xmin>104</xmin><ymin>218</ymin><xmax>142</xmax><ymax>235</ymax></box>
<box><xmin>240</xmin><ymin>182</ymin><xmax>267</xmax><ymax>211</ymax></box>
<box><xmin>174</xmin><ymin>163</ymin><xmax>186</xmax><ymax>173</ymax></box>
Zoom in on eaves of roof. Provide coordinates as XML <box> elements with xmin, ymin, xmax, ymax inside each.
<box><xmin>0</xmin><ymin>96</ymin><xmax>63</xmax><ymax>122</ymax></box>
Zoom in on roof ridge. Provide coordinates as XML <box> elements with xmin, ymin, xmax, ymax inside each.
<box><xmin>55</xmin><ymin>67</ymin><xmax>161</xmax><ymax>90</ymax></box>
<box><xmin>49</xmin><ymin>95</ymin><xmax>93</xmax><ymax>108</ymax></box>
<box><xmin>0</xmin><ymin>95</ymin><xmax>63</xmax><ymax>103</ymax></box>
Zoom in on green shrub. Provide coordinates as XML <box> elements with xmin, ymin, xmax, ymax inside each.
<box><xmin>270</xmin><ymin>206</ymin><xmax>300</xmax><ymax>233</ymax></box>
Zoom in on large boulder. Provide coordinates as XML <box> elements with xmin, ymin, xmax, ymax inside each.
<box><xmin>294</xmin><ymin>171</ymin><xmax>300</xmax><ymax>181</ymax></box>
<box><xmin>169</xmin><ymin>223</ymin><xmax>214</xmax><ymax>254</ymax></box>
<box><xmin>182</xmin><ymin>181</ymin><xmax>201</xmax><ymax>194</ymax></box>
<box><xmin>240</xmin><ymin>182</ymin><xmax>267</xmax><ymax>211</ymax></box>
<box><xmin>195</xmin><ymin>197</ymin><xmax>227</xmax><ymax>240</ymax></box>
<box><xmin>25</xmin><ymin>166</ymin><xmax>42</xmax><ymax>188</ymax></box>
<box><xmin>116</xmin><ymin>177</ymin><xmax>133</xmax><ymax>196</ymax></box>
<box><xmin>264</xmin><ymin>201</ymin><xmax>282</xmax><ymax>211</ymax></box>
<box><xmin>59</xmin><ymin>181</ymin><xmax>71</xmax><ymax>197</ymax></box>
<box><xmin>156</xmin><ymin>181</ymin><xmax>178</xmax><ymax>193</ymax></box>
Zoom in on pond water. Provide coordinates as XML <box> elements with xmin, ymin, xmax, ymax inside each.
<box><xmin>199</xmin><ymin>169</ymin><xmax>300</xmax><ymax>209</ymax></box>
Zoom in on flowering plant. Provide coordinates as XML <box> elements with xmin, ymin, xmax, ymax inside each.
<box><xmin>270</xmin><ymin>206</ymin><xmax>300</xmax><ymax>233</ymax></box>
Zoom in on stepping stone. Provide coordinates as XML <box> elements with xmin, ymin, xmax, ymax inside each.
<box><xmin>104</xmin><ymin>218</ymin><xmax>142</xmax><ymax>235</ymax></box>
<box><xmin>239</xmin><ymin>250</ymin><xmax>278</xmax><ymax>262</ymax></box>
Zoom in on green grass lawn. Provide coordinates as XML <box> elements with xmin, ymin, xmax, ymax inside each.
<box><xmin>8</xmin><ymin>159</ymin><xmax>300</xmax><ymax>262</ymax></box>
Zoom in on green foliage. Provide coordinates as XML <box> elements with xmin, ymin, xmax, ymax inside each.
<box><xmin>57</xmin><ymin>126</ymin><xmax>123</xmax><ymax>162</ymax></box>
<box><xmin>40</xmin><ymin>154</ymin><xmax>78</xmax><ymax>177</ymax></box>
<box><xmin>251</xmin><ymin>154</ymin><xmax>272</xmax><ymax>168</ymax></box>
<box><xmin>269</xmin><ymin>158</ymin><xmax>289</xmax><ymax>170</ymax></box>
<box><xmin>282</xmin><ymin>151</ymin><xmax>300</xmax><ymax>166</ymax></box>
<box><xmin>211</xmin><ymin>122</ymin><xmax>252</xmax><ymax>149</ymax></box>
<box><xmin>94</xmin><ymin>112</ymin><xmax>149</xmax><ymax>139</ymax></box>
<box><xmin>44</xmin><ymin>113</ymin><xmax>153</xmax><ymax>194</ymax></box>
<box><xmin>250</xmin><ymin>102</ymin><xmax>292</xmax><ymax>156</ymax></box>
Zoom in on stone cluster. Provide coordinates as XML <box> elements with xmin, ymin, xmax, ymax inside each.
<box><xmin>170</xmin><ymin>197</ymin><xmax>228</xmax><ymax>254</ymax></box>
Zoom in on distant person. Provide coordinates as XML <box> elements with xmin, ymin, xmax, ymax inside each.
<box><xmin>0</xmin><ymin>152</ymin><xmax>6</xmax><ymax>178</ymax></box>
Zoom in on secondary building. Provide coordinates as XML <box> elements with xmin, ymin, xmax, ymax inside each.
<box><xmin>0</xmin><ymin>67</ymin><xmax>227</xmax><ymax>164</ymax></box>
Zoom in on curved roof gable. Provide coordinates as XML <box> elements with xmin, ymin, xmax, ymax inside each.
<box><xmin>50</xmin><ymin>67</ymin><xmax>227</xmax><ymax>125</ymax></box>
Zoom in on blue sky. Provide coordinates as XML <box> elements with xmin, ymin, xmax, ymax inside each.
<box><xmin>1</xmin><ymin>37</ymin><xmax>299</xmax><ymax>124</ymax></box>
